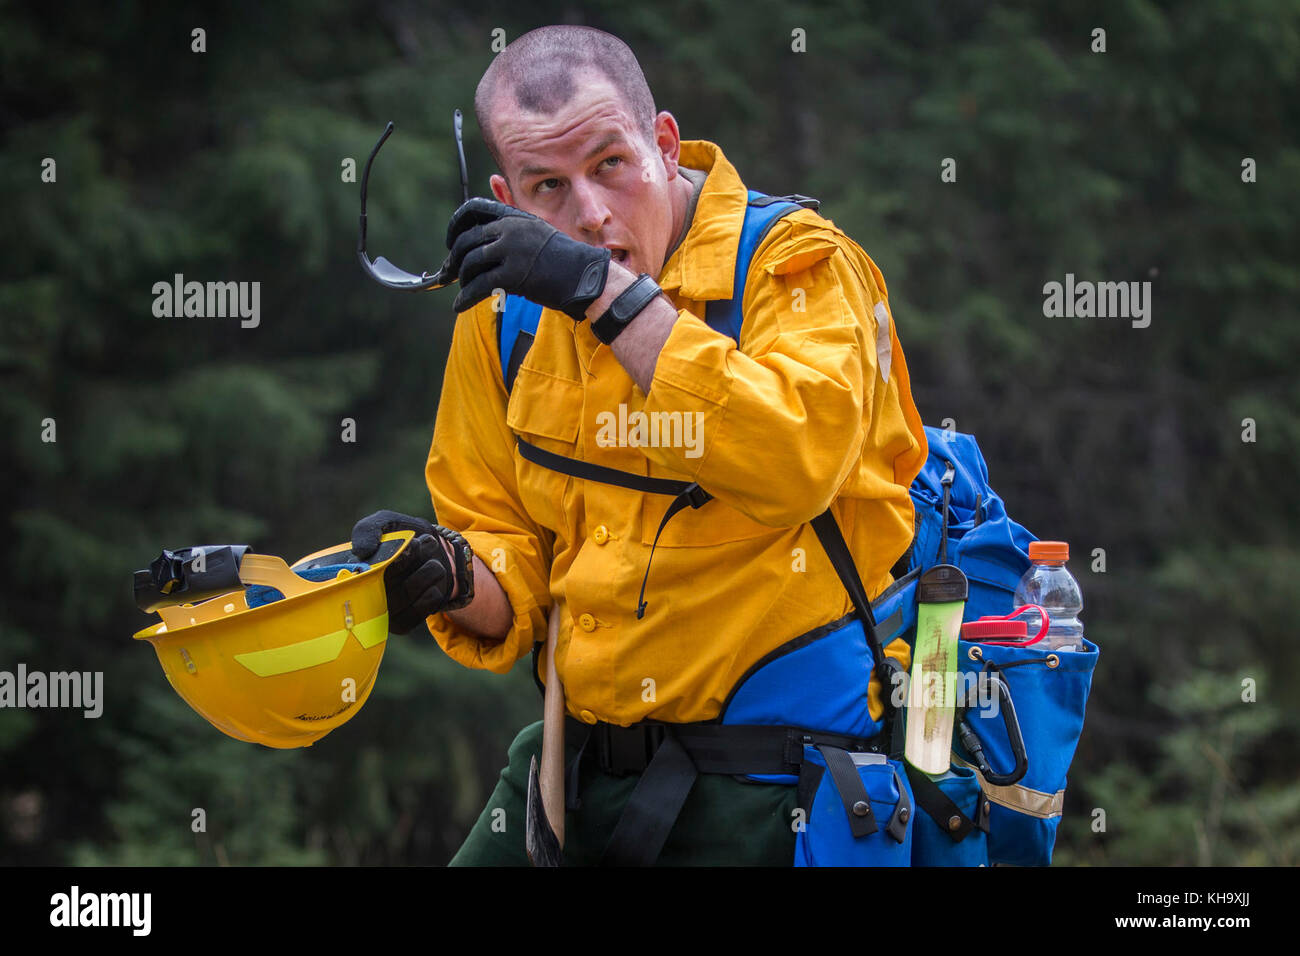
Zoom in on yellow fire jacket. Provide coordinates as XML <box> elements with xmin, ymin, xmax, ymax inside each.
<box><xmin>425</xmin><ymin>139</ymin><xmax>928</xmax><ymax>726</ymax></box>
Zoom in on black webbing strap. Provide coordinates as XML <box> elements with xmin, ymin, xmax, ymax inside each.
<box><xmin>885</xmin><ymin>767</ymin><xmax>913</xmax><ymax>843</ymax></box>
<box><xmin>517</xmin><ymin>437</ymin><xmax>708</xmax><ymax>499</ymax></box>
<box><xmin>796</xmin><ymin>760</ymin><xmax>825</xmax><ymax>817</ymax></box>
<box><xmin>564</xmin><ymin>722</ymin><xmax>593</xmax><ymax>813</ymax></box>
<box><xmin>938</xmin><ymin>459</ymin><xmax>955</xmax><ymax>563</ymax></box>
<box><xmin>818</xmin><ymin>745</ymin><xmax>877</xmax><ymax>838</ymax></box>
<box><xmin>748</xmin><ymin>193</ymin><xmax>821</xmax><ymax>211</ymax></box>
<box><xmin>504</xmin><ymin>330</ymin><xmax>535</xmax><ymax>394</ymax></box>
<box><xmin>516</xmin><ymin>437</ymin><xmax>712</xmax><ymax>618</ymax></box>
<box><xmin>567</xmin><ymin>716</ymin><xmax>883</xmax><ymax>777</ymax></box>
<box><xmin>600</xmin><ymin>733</ymin><xmax>698</xmax><ymax>867</ymax></box>
<box><xmin>676</xmin><ymin>723</ymin><xmax>881</xmax><ymax>773</ymax></box>
<box><xmin>634</xmin><ymin>484</ymin><xmax>710</xmax><ymax>619</ymax></box>
<box><xmin>808</xmin><ymin>511</ymin><xmax>904</xmax><ymax>752</ymax></box>
<box><xmin>903</xmin><ymin>761</ymin><xmax>980</xmax><ymax>842</ymax></box>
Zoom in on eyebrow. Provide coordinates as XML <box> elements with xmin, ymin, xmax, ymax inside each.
<box><xmin>519</xmin><ymin>132</ymin><xmax>625</xmax><ymax>180</ymax></box>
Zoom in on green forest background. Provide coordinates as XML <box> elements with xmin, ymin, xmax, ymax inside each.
<box><xmin>2</xmin><ymin>0</ymin><xmax>1297</xmax><ymax>866</ymax></box>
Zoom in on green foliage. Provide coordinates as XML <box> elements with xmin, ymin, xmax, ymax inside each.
<box><xmin>2</xmin><ymin>0</ymin><xmax>1296</xmax><ymax>865</ymax></box>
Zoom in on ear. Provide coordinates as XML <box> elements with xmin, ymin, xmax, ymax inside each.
<box><xmin>653</xmin><ymin>112</ymin><xmax>682</xmax><ymax>180</ymax></box>
<box><xmin>490</xmin><ymin>174</ymin><xmax>514</xmax><ymax>205</ymax></box>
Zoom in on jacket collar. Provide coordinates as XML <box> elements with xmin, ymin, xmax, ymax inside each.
<box><xmin>657</xmin><ymin>140</ymin><xmax>749</xmax><ymax>302</ymax></box>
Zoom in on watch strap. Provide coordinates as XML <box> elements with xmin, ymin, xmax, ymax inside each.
<box><xmin>433</xmin><ymin>525</ymin><xmax>475</xmax><ymax>611</ymax></box>
<box><xmin>591</xmin><ymin>274</ymin><xmax>663</xmax><ymax>345</ymax></box>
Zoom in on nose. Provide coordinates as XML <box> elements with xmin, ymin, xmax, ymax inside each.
<box><xmin>571</xmin><ymin>180</ymin><xmax>611</xmax><ymax>237</ymax></box>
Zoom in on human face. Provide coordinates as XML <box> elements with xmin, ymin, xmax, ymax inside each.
<box><xmin>488</xmin><ymin>72</ymin><xmax>682</xmax><ymax>281</ymax></box>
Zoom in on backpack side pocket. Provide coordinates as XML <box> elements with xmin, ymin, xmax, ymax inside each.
<box><xmin>908</xmin><ymin>762</ymin><xmax>990</xmax><ymax>866</ymax></box>
<box><xmin>955</xmin><ymin>638</ymin><xmax>1099</xmax><ymax>865</ymax></box>
<box><xmin>794</xmin><ymin>745</ymin><xmax>913</xmax><ymax>867</ymax></box>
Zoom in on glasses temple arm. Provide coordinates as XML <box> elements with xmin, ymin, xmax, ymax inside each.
<box><xmin>454</xmin><ymin>109</ymin><xmax>469</xmax><ymax>204</ymax></box>
<box><xmin>357</xmin><ymin>120</ymin><xmax>396</xmax><ymax>256</ymax></box>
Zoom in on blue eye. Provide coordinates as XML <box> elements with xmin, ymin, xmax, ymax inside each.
<box><xmin>536</xmin><ymin>178</ymin><xmax>561</xmax><ymax>194</ymax></box>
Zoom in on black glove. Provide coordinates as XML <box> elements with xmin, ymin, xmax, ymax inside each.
<box><xmin>350</xmin><ymin>510</ymin><xmax>436</xmax><ymax>560</ymax></box>
<box><xmin>351</xmin><ymin>511</ymin><xmax>472</xmax><ymax>634</ymax></box>
<box><xmin>381</xmin><ymin>533</ymin><xmax>460</xmax><ymax>634</ymax></box>
<box><xmin>444</xmin><ymin>197</ymin><xmax>611</xmax><ymax>320</ymax></box>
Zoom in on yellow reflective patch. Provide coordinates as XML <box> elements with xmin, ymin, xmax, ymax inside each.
<box><xmin>350</xmin><ymin>614</ymin><xmax>389</xmax><ymax>649</ymax></box>
<box><xmin>233</xmin><ymin>614</ymin><xmax>387</xmax><ymax>677</ymax></box>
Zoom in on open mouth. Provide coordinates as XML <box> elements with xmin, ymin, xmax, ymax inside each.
<box><xmin>608</xmin><ymin>248</ymin><xmax>629</xmax><ymax>264</ymax></box>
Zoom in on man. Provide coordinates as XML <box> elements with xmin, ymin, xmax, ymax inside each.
<box><xmin>351</xmin><ymin>25</ymin><xmax>928</xmax><ymax>866</ymax></box>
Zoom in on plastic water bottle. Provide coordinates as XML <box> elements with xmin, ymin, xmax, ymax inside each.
<box><xmin>1013</xmin><ymin>541</ymin><xmax>1084</xmax><ymax>652</ymax></box>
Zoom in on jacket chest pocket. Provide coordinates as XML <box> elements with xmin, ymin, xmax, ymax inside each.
<box><xmin>506</xmin><ymin>365</ymin><xmax>584</xmax><ymax>533</ymax></box>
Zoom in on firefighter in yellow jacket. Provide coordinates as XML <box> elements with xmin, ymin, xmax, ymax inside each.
<box><xmin>350</xmin><ymin>25</ymin><xmax>928</xmax><ymax>865</ymax></box>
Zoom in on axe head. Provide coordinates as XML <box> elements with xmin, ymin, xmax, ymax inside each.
<box><xmin>525</xmin><ymin>754</ymin><xmax>563</xmax><ymax>867</ymax></box>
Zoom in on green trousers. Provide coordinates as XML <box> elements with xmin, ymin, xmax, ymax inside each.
<box><xmin>449</xmin><ymin>720</ymin><xmax>799</xmax><ymax>866</ymax></box>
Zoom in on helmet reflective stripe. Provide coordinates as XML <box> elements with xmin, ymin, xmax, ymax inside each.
<box><xmin>233</xmin><ymin>613</ymin><xmax>389</xmax><ymax>677</ymax></box>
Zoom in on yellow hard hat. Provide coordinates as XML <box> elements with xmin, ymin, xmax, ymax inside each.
<box><xmin>132</xmin><ymin>531</ymin><xmax>415</xmax><ymax>749</ymax></box>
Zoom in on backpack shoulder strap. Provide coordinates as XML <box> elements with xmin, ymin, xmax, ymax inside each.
<box><xmin>497</xmin><ymin>296</ymin><xmax>544</xmax><ymax>393</ymax></box>
<box><xmin>704</xmin><ymin>191</ymin><xmax>821</xmax><ymax>344</ymax></box>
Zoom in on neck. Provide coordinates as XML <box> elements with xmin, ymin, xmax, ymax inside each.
<box><xmin>666</xmin><ymin>169</ymin><xmax>696</xmax><ymax>254</ymax></box>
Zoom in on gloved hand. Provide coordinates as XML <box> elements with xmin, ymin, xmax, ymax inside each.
<box><xmin>350</xmin><ymin>509</ymin><xmax>437</xmax><ymax>560</ymax></box>
<box><xmin>351</xmin><ymin>511</ymin><xmax>466</xmax><ymax>635</ymax></box>
<box><xmin>444</xmin><ymin>197</ymin><xmax>611</xmax><ymax>320</ymax></box>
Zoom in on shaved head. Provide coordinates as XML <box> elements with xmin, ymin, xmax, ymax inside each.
<box><xmin>475</xmin><ymin>26</ymin><xmax>657</xmax><ymax>180</ymax></box>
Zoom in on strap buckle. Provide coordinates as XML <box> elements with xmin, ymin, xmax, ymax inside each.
<box><xmin>682</xmin><ymin>483</ymin><xmax>711</xmax><ymax>509</ymax></box>
<box><xmin>593</xmin><ymin>722</ymin><xmax>667</xmax><ymax>776</ymax></box>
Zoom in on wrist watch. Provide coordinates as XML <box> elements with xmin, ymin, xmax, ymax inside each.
<box><xmin>433</xmin><ymin>525</ymin><xmax>475</xmax><ymax>611</ymax></box>
<box><xmin>591</xmin><ymin>273</ymin><xmax>663</xmax><ymax>345</ymax></box>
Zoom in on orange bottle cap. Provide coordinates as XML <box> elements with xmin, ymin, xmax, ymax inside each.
<box><xmin>1028</xmin><ymin>541</ymin><xmax>1069</xmax><ymax>562</ymax></box>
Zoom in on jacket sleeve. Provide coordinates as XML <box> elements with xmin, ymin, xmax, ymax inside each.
<box><xmin>423</xmin><ymin>302</ymin><xmax>554</xmax><ymax>673</ymax></box>
<box><xmin>639</xmin><ymin>215</ymin><xmax>887</xmax><ymax>527</ymax></box>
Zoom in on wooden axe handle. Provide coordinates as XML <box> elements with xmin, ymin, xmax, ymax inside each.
<box><xmin>540</xmin><ymin>604</ymin><xmax>565</xmax><ymax>847</ymax></box>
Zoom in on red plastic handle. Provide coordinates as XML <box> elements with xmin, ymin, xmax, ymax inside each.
<box><xmin>979</xmin><ymin>604</ymin><xmax>1051</xmax><ymax>647</ymax></box>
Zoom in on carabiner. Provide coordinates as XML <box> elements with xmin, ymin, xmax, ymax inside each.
<box><xmin>956</xmin><ymin>667</ymin><xmax>1028</xmax><ymax>787</ymax></box>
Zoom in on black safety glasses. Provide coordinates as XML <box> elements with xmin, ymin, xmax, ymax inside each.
<box><xmin>356</xmin><ymin>109</ymin><xmax>470</xmax><ymax>291</ymax></box>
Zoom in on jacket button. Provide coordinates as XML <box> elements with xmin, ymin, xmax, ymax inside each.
<box><xmin>851</xmin><ymin>800</ymin><xmax>871</xmax><ymax>817</ymax></box>
<box><xmin>948</xmin><ymin>815</ymin><xmax>962</xmax><ymax>831</ymax></box>
<box><xmin>579</xmin><ymin>709</ymin><xmax>598</xmax><ymax>724</ymax></box>
<box><xmin>578</xmin><ymin>613</ymin><xmax>597</xmax><ymax>632</ymax></box>
<box><xmin>593</xmin><ymin>525</ymin><xmax>609</xmax><ymax>545</ymax></box>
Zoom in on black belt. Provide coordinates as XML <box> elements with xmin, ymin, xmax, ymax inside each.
<box><xmin>567</xmin><ymin>716</ymin><xmax>885</xmax><ymax>776</ymax></box>
<box><xmin>562</xmin><ymin>716</ymin><xmax>892</xmax><ymax>866</ymax></box>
